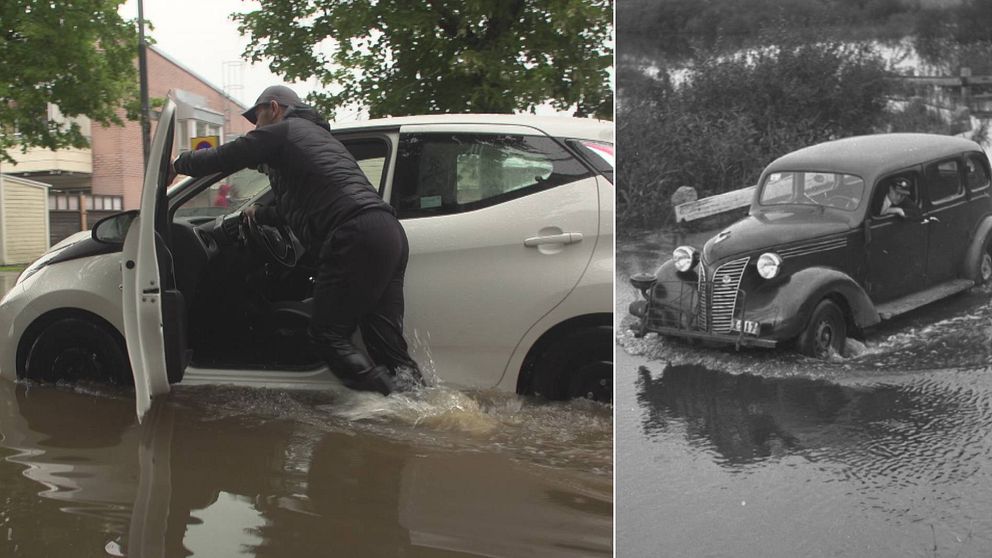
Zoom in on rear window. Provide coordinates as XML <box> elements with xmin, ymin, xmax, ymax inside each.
<box><xmin>925</xmin><ymin>159</ymin><xmax>964</xmax><ymax>204</ymax></box>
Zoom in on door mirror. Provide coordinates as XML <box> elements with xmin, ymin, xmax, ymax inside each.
<box><xmin>92</xmin><ymin>210</ymin><xmax>139</xmax><ymax>245</ymax></box>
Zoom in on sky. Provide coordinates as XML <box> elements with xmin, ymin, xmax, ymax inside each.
<box><xmin>118</xmin><ymin>0</ymin><xmax>331</xmax><ymax>115</ymax></box>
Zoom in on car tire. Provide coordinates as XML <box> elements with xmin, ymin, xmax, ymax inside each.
<box><xmin>797</xmin><ymin>299</ymin><xmax>846</xmax><ymax>359</ymax></box>
<box><xmin>24</xmin><ymin>318</ymin><xmax>131</xmax><ymax>385</ymax></box>
<box><xmin>530</xmin><ymin>325</ymin><xmax>612</xmax><ymax>403</ymax></box>
<box><xmin>976</xmin><ymin>232</ymin><xmax>992</xmax><ymax>285</ymax></box>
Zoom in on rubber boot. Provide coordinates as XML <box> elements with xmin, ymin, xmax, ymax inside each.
<box><xmin>309</xmin><ymin>326</ymin><xmax>395</xmax><ymax>396</ymax></box>
<box><xmin>340</xmin><ymin>364</ymin><xmax>396</xmax><ymax>396</ymax></box>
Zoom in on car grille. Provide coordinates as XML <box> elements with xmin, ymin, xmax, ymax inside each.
<box><xmin>696</xmin><ymin>257</ymin><xmax>750</xmax><ymax>334</ymax></box>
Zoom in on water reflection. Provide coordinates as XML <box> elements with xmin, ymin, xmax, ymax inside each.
<box><xmin>0</xmin><ymin>382</ymin><xmax>611</xmax><ymax>557</ymax></box>
<box><xmin>636</xmin><ymin>364</ymin><xmax>992</xmax><ymax>475</ymax></box>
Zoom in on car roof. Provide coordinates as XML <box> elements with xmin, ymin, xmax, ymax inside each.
<box><xmin>330</xmin><ymin>113</ymin><xmax>614</xmax><ymax>143</ymax></box>
<box><xmin>763</xmin><ymin>133</ymin><xmax>983</xmax><ymax>182</ymax></box>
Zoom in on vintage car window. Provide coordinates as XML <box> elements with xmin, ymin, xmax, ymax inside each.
<box><xmin>392</xmin><ymin>133</ymin><xmax>591</xmax><ymax>218</ymax></box>
<box><xmin>173</xmin><ymin>168</ymin><xmax>270</xmax><ymax>219</ymax></box>
<box><xmin>965</xmin><ymin>154</ymin><xmax>990</xmax><ymax>193</ymax></box>
<box><xmin>759</xmin><ymin>171</ymin><xmax>864</xmax><ymax>211</ymax></box>
<box><xmin>925</xmin><ymin>159</ymin><xmax>964</xmax><ymax>204</ymax></box>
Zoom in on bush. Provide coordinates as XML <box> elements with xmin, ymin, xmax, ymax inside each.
<box><xmin>618</xmin><ymin>40</ymin><xmax>896</xmax><ymax>232</ymax></box>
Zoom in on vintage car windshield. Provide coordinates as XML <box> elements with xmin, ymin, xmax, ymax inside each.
<box><xmin>758</xmin><ymin>171</ymin><xmax>866</xmax><ymax>212</ymax></box>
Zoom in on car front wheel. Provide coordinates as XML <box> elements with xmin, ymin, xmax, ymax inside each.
<box><xmin>530</xmin><ymin>325</ymin><xmax>612</xmax><ymax>403</ymax></box>
<box><xmin>24</xmin><ymin>318</ymin><xmax>131</xmax><ymax>385</ymax></box>
<box><xmin>797</xmin><ymin>299</ymin><xmax>846</xmax><ymax>359</ymax></box>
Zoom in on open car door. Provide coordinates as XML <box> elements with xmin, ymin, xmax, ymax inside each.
<box><xmin>122</xmin><ymin>99</ymin><xmax>176</xmax><ymax>420</ymax></box>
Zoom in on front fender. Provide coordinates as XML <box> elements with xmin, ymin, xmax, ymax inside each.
<box><xmin>742</xmin><ymin>267</ymin><xmax>878</xmax><ymax>341</ymax></box>
<box><xmin>628</xmin><ymin>259</ymin><xmax>698</xmax><ymax>326</ymax></box>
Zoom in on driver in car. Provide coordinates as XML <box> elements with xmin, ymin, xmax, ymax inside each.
<box><xmin>880</xmin><ymin>177</ymin><xmax>922</xmax><ymax>221</ymax></box>
<box><xmin>170</xmin><ymin>85</ymin><xmax>420</xmax><ymax>396</ymax></box>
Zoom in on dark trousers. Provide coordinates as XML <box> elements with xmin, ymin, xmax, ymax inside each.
<box><xmin>308</xmin><ymin>209</ymin><xmax>418</xmax><ymax>379</ymax></box>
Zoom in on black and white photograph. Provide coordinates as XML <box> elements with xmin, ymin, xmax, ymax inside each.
<box><xmin>617</xmin><ymin>0</ymin><xmax>992</xmax><ymax>556</ymax></box>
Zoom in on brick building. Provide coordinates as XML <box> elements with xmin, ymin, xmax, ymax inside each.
<box><xmin>7</xmin><ymin>45</ymin><xmax>252</xmax><ymax>243</ymax></box>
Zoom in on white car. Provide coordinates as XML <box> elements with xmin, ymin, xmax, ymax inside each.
<box><xmin>0</xmin><ymin>99</ymin><xmax>614</xmax><ymax>417</ymax></box>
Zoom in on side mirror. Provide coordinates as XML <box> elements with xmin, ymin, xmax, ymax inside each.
<box><xmin>92</xmin><ymin>210</ymin><xmax>139</xmax><ymax>245</ymax></box>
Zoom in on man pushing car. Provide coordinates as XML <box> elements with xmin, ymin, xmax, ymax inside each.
<box><xmin>171</xmin><ymin>85</ymin><xmax>420</xmax><ymax>396</ymax></box>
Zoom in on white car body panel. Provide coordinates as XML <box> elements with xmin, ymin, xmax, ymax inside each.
<box><xmin>401</xmin><ymin>176</ymin><xmax>600</xmax><ymax>388</ymax></box>
<box><xmin>0</xmin><ymin>254</ymin><xmax>125</xmax><ymax>381</ymax></box>
<box><xmin>123</xmin><ymin>100</ymin><xmax>176</xmax><ymax>420</ymax></box>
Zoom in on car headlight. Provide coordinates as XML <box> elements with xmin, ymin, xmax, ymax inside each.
<box><xmin>672</xmin><ymin>246</ymin><xmax>698</xmax><ymax>272</ymax></box>
<box><xmin>757</xmin><ymin>252</ymin><xmax>783</xmax><ymax>279</ymax></box>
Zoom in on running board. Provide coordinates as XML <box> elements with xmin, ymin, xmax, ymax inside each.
<box><xmin>876</xmin><ymin>279</ymin><xmax>975</xmax><ymax>320</ymax></box>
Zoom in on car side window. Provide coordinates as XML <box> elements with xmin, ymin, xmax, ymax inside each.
<box><xmin>925</xmin><ymin>159</ymin><xmax>964</xmax><ymax>205</ymax></box>
<box><xmin>341</xmin><ymin>138</ymin><xmax>390</xmax><ymax>193</ymax></box>
<box><xmin>965</xmin><ymin>154</ymin><xmax>990</xmax><ymax>193</ymax></box>
<box><xmin>392</xmin><ymin>133</ymin><xmax>591</xmax><ymax>218</ymax></box>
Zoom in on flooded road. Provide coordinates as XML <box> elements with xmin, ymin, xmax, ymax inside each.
<box><xmin>617</xmin><ymin>232</ymin><xmax>992</xmax><ymax>557</ymax></box>
<box><xmin>0</xmin><ymin>272</ymin><xmax>612</xmax><ymax>558</ymax></box>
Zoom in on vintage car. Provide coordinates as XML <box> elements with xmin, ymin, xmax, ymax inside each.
<box><xmin>629</xmin><ymin>133</ymin><xmax>992</xmax><ymax>358</ymax></box>
<box><xmin>0</xmin><ymin>99</ymin><xmax>614</xmax><ymax>418</ymax></box>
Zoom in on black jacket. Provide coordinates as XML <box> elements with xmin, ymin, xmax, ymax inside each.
<box><xmin>173</xmin><ymin>108</ymin><xmax>391</xmax><ymax>251</ymax></box>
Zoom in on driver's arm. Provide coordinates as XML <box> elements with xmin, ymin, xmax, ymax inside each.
<box><xmin>173</xmin><ymin>122</ymin><xmax>287</xmax><ymax>177</ymax></box>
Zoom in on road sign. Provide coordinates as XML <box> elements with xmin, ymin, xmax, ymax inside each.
<box><xmin>191</xmin><ymin>135</ymin><xmax>219</xmax><ymax>150</ymax></box>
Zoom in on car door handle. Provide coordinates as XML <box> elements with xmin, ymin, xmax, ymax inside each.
<box><xmin>923</xmin><ymin>217</ymin><xmax>940</xmax><ymax>224</ymax></box>
<box><xmin>524</xmin><ymin>232</ymin><xmax>583</xmax><ymax>247</ymax></box>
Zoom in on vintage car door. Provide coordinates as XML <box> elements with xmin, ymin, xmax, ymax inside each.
<box><xmin>389</xmin><ymin>123</ymin><xmax>600</xmax><ymax>389</ymax></box>
<box><xmin>921</xmin><ymin>157</ymin><xmax>971</xmax><ymax>286</ymax></box>
<box><xmin>122</xmin><ymin>100</ymin><xmax>177</xmax><ymax>420</ymax></box>
<box><xmin>866</xmin><ymin>172</ymin><xmax>927</xmax><ymax>302</ymax></box>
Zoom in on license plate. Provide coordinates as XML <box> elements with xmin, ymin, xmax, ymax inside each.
<box><xmin>732</xmin><ymin>319</ymin><xmax>760</xmax><ymax>336</ymax></box>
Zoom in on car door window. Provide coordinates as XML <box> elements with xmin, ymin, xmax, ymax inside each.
<box><xmin>341</xmin><ymin>138</ymin><xmax>390</xmax><ymax>193</ymax></box>
<box><xmin>392</xmin><ymin>133</ymin><xmax>591</xmax><ymax>218</ymax></box>
<box><xmin>925</xmin><ymin>159</ymin><xmax>964</xmax><ymax>205</ymax></box>
<box><xmin>965</xmin><ymin>154</ymin><xmax>990</xmax><ymax>193</ymax></box>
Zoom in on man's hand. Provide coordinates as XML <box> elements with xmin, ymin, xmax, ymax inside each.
<box><xmin>243</xmin><ymin>204</ymin><xmax>259</xmax><ymax>223</ymax></box>
<box><xmin>892</xmin><ymin>207</ymin><xmax>906</xmax><ymax>218</ymax></box>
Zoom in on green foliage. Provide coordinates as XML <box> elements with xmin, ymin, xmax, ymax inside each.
<box><xmin>0</xmin><ymin>0</ymin><xmax>139</xmax><ymax>163</ymax></box>
<box><xmin>234</xmin><ymin>0</ymin><xmax>613</xmax><ymax>119</ymax></box>
<box><xmin>618</xmin><ymin>41</ymin><xmax>898</xmax><ymax>231</ymax></box>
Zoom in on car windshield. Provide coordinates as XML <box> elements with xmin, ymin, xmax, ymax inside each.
<box><xmin>758</xmin><ymin>171</ymin><xmax>865</xmax><ymax>212</ymax></box>
<box><xmin>172</xmin><ymin>168</ymin><xmax>271</xmax><ymax>219</ymax></box>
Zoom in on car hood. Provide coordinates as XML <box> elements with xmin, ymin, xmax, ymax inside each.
<box><xmin>48</xmin><ymin>230</ymin><xmax>92</xmax><ymax>253</ymax></box>
<box><xmin>703</xmin><ymin>207</ymin><xmax>853</xmax><ymax>264</ymax></box>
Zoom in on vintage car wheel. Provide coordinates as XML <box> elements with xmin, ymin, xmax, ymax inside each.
<box><xmin>978</xmin><ymin>235</ymin><xmax>992</xmax><ymax>285</ymax></box>
<box><xmin>530</xmin><ymin>325</ymin><xmax>612</xmax><ymax>403</ymax></box>
<box><xmin>24</xmin><ymin>318</ymin><xmax>131</xmax><ymax>385</ymax></box>
<box><xmin>797</xmin><ymin>300</ymin><xmax>846</xmax><ymax>359</ymax></box>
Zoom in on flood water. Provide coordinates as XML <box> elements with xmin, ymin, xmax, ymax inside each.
<box><xmin>617</xmin><ymin>232</ymin><xmax>992</xmax><ymax>557</ymax></box>
<box><xmin>0</xmin><ymin>272</ymin><xmax>612</xmax><ymax>558</ymax></box>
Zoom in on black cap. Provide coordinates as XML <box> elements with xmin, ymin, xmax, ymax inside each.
<box><xmin>242</xmin><ymin>85</ymin><xmax>304</xmax><ymax>124</ymax></box>
<box><xmin>892</xmin><ymin>177</ymin><xmax>911</xmax><ymax>195</ymax></box>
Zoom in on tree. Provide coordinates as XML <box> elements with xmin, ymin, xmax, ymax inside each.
<box><xmin>0</xmin><ymin>0</ymin><xmax>139</xmax><ymax>163</ymax></box>
<box><xmin>234</xmin><ymin>0</ymin><xmax>613</xmax><ymax>119</ymax></box>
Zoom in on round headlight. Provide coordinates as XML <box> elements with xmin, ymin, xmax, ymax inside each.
<box><xmin>757</xmin><ymin>252</ymin><xmax>783</xmax><ymax>279</ymax></box>
<box><xmin>672</xmin><ymin>246</ymin><xmax>697</xmax><ymax>272</ymax></box>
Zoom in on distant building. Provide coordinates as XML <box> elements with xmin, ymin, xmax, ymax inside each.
<box><xmin>5</xmin><ymin>46</ymin><xmax>252</xmax><ymax>243</ymax></box>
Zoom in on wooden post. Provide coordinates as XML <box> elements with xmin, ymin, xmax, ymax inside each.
<box><xmin>961</xmin><ymin>67</ymin><xmax>971</xmax><ymax>109</ymax></box>
<box><xmin>79</xmin><ymin>192</ymin><xmax>88</xmax><ymax>230</ymax></box>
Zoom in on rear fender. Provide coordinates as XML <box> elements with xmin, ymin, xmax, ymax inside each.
<box><xmin>963</xmin><ymin>215</ymin><xmax>992</xmax><ymax>280</ymax></box>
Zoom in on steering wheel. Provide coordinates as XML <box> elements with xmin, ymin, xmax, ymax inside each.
<box><xmin>824</xmin><ymin>195</ymin><xmax>859</xmax><ymax>211</ymax></box>
<box><xmin>244</xmin><ymin>217</ymin><xmax>303</xmax><ymax>268</ymax></box>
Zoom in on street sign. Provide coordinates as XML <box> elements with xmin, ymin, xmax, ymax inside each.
<box><xmin>191</xmin><ymin>135</ymin><xmax>219</xmax><ymax>150</ymax></box>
